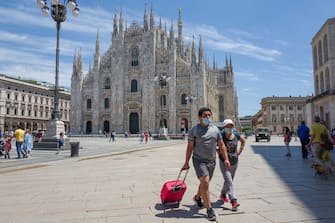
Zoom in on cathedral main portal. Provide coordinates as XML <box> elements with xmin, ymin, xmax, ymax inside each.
<box><xmin>129</xmin><ymin>113</ymin><xmax>139</xmax><ymax>134</ymax></box>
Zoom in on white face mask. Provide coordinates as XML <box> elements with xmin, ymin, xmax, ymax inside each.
<box><xmin>201</xmin><ymin>118</ymin><xmax>212</xmax><ymax>126</ymax></box>
<box><xmin>224</xmin><ymin>128</ymin><xmax>233</xmax><ymax>134</ymax></box>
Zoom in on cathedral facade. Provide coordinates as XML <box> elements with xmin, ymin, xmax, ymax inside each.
<box><xmin>71</xmin><ymin>8</ymin><xmax>238</xmax><ymax>134</ymax></box>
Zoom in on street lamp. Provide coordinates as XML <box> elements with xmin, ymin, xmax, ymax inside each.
<box><xmin>36</xmin><ymin>0</ymin><xmax>79</xmax><ymax>144</ymax></box>
<box><xmin>37</xmin><ymin>0</ymin><xmax>79</xmax><ymax>121</ymax></box>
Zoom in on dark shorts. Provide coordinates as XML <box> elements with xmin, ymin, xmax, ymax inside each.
<box><xmin>192</xmin><ymin>157</ymin><xmax>216</xmax><ymax>179</ymax></box>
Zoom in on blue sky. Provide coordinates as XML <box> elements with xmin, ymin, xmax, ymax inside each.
<box><xmin>0</xmin><ymin>0</ymin><xmax>334</xmax><ymax>117</ymax></box>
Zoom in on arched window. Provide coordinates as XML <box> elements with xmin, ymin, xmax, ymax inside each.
<box><xmin>313</xmin><ymin>46</ymin><xmax>318</xmax><ymax>70</ymax></box>
<box><xmin>131</xmin><ymin>79</ymin><xmax>138</xmax><ymax>92</ymax></box>
<box><xmin>323</xmin><ymin>34</ymin><xmax>328</xmax><ymax>62</ymax></box>
<box><xmin>320</xmin><ymin>71</ymin><xmax>324</xmax><ymax>93</ymax></box>
<box><xmin>104</xmin><ymin>98</ymin><xmax>110</xmax><ymax>109</ymax></box>
<box><xmin>325</xmin><ymin>67</ymin><xmax>330</xmax><ymax>91</ymax></box>
<box><xmin>315</xmin><ymin>75</ymin><xmax>319</xmax><ymax>95</ymax></box>
<box><xmin>131</xmin><ymin>47</ymin><xmax>139</xmax><ymax>66</ymax></box>
<box><xmin>318</xmin><ymin>40</ymin><xmax>323</xmax><ymax>66</ymax></box>
<box><xmin>104</xmin><ymin>77</ymin><xmax>110</xmax><ymax>89</ymax></box>
<box><xmin>160</xmin><ymin>95</ymin><xmax>166</xmax><ymax>106</ymax></box>
<box><xmin>181</xmin><ymin>94</ymin><xmax>187</xmax><ymax>105</ymax></box>
<box><xmin>87</xmin><ymin>99</ymin><xmax>92</xmax><ymax>110</ymax></box>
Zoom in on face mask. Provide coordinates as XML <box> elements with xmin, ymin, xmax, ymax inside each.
<box><xmin>225</xmin><ymin>128</ymin><xmax>233</xmax><ymax>134</ymax></box>
<box><xmin>201</xmin><ymin>118</ymin><xmax>212</xmax><ymax>126</ymax></box>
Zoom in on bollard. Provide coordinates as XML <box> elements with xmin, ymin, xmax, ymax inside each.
<box><xmin>70</xmin><ymin>142</ymin><xmax>80</xmax><ymax>157</ymax></box>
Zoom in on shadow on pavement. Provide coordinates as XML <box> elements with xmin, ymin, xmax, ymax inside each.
<box><xmin>251</xmin><ymin>144</ymin><xmax>335</xmax><ymax>220</ymax></box>
<box><xmin>154</xmin><ymin>203</ymin><xmax>206</xmax><ymax>219</ymax></box>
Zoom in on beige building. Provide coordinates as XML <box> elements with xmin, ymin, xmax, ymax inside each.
<box><xmin>260</xmin><ymin>96</ymin><xmax>310</xmax><ymax>134</ymax></box>
<box><xmin>306</xmin><ymin>17</ymin><xmax>335</xmax><ymax>129</ymax></box>
<box><xmin>0</xmin><ymin>74</ymin><xmax>70</xmax><ymax>134</ymax></box>
<box><xmin>71</xmin><ymin>8</ymin><xmax>238</xmax><ymax>134</ymax></box>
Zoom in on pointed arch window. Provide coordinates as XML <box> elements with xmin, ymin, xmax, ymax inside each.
<box><xmin>87</xmin><ymin>99</ymin><xmax>92</xmax><ymax>110</ymax></box>
<box><xmin>160</xmin><ymin>95</ymin><xmax>166</xmax><ymax>106</ymax></box>
<box><xmin>131</xmin><ymin>79</ymin><xmax>138</xmax><ymax>92</ymax></box>
<box><xmin>104</xmin><ymin>77</ymin><xmax>111</xmax><ymax>89</ymax></box>
<box><xmin>104</xmin><ymin>98</ymin><xmax>110</xmax><ymax>109</ymax></box>
<box><xmin>131</xmin><ymin>47</ymin><xmax>139</xmax><ymax>66</ymax></box>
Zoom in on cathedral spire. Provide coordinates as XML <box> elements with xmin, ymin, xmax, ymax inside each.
<box><xmin>150</xmin><ymin>3</ymin><xmax>154</xmax><ymax>30</ymax></box>
<box><xmin>72</xmin><ymin>48</ymin><xmax>77</xmax><ymax>74</ymax></box>
<box><xmin>177</xmin><ymin>8</ymin><xmax>184</xmax><ymax>58</ymax></box>
<box><xmin>94</xmin><ymin>28</ymin><xmax>100</xmax><ymax>68</ymax></box>
<box><xmin>113</xmin><ymin>12</ymin><xmax>118</xmax><ymax>36</ymax></box>
<box><xmin>191</xmin><ymin>35</ymin><xmax>196</xmax><ymax>66</ymax></box>
<box><xmin>213</xmin><ymin>54</ymin><xmax>216</xmax><ymax>70</ymax></box>
<box><xmin>119</xmin><ymin>8</ymin><xmax>124</xmax><ymax>33</ymax></box>
<box><xmin>169</xmin><ymin>20</ymin><xmax>175</xmax><ymax>46</ymax></box>
<box><xmin>77</xmin><ymin>47</ymin><xmax>83</xmax><ymax>73</ymax></box>
<box><xmin>159</xmin><ymin>17</ymin><xmax>162</xmax><ymax>29</ymax></box>
<box><xmin>225</xmin><ymin>54</ymin><xmax>228</xmax><ymax>67</ymax></box>
<box><xmin>229</xmin><ymin>52</ymin><xmax>233</xmax><ymax>71</ymax></box>
<box><xmin>143</xmin><ymin>3</ymin><xmax>148</xmax><ymax>32</ymax></box>
<box><xmin>198</xmin><ymin>34</ymin><xmax>204</xmax><ymax>66</ymax></box>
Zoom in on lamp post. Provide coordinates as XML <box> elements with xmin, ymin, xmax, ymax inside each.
<box><xmin>37</xmin><ymin>0</ymin><xmax>79</xmax><ymax>121</ymax></box>
<box><xmin>36</xmin><ymin>0</ymin><xmax>79</xmax><ymax>144</ymax></box>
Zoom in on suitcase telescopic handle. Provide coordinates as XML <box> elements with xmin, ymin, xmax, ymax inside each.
<box><xmin>173</xmin><ymin>169</ymin><xmax>188</xmax><ymax>188</ymax></box>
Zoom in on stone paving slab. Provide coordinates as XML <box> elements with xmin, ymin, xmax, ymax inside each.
<box><xmin>0</xmin><ymin>136</ymin><xmax>335</xmax><ymax>223</ymax></box>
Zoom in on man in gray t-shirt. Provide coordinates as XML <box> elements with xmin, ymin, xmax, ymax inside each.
<box><xmin>182</xmin><ymin>107</ymin><xmax>230</xmax><ymax>221</ymax></box>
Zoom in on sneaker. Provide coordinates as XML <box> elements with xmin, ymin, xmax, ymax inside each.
<box><xmin>220</xmin><ymin>194</ymin><xmax>229</xmax><ymax>203</ymax></box>
<box><xmin>231</xmin><ymin>200</ymin><xmax>240</xmax><ymax>211</ymax></box>
<box><xmin>207</xmin><ymin>208</ymin><xmax>216</xmax><ymax>221</ymax></box>
<box><xmin>193</xmin><ymin>195</ymin><xmax>204</xmax><ymax>208</ymax></box>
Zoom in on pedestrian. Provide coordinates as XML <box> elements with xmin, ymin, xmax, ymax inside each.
<box><xmin>297</xmin><ymin>121</ymin><xmax>310</xmax><ymax>159</ymax></box>
<box><xmin>140</xmin><ymin>132</ymin><xmax>144</xmax><ymax>143</ymax></box>
<box><xmin>307</xmin><ymin>116</ymin><xmax>329</xmax><ymax>164</ymax></box>
<box><xmin>109</xmin><ymin>130</ymin><xmax>115</xmax><ymax>142</ymax></box>
<box><xmin>56</xmin><ymin>132</ymin><xmax>65</xmax><ymax>155</ymax></box>
<box><xmin>283</xmin><ymin>127</ymin><xmax>292</xmax><ymax>157</ymax></box>
<box><xmin>144</xmin><ymin>131</ymin><xmax>149</xmax><ymax>143</ymax></box>
<box><xmin>14</xmin><ymin>125</ymin><xmax>26</xmax><ymax>159</ymax></box>
<box><xmin>124</xmin><ymin>131</ymin><xmax>128</xmax><ymax>138</ymax></box>
<box><xmin>218</xmin><ymin>119</ymin><xmax>245</xmax><ymax>211</ymax></box>
<box><xmin>3</xmin><ymin>134</ymin><xmax>12</xmax><ymax>159</ymax></box>
<box><xmin>182</xmin><ymin>107</ymin><xmax>230</xmax><ymax>221</ymax></box>
<box><xmin>23</xmin><ymin>129</ymin><xmax>33</xmax><ymax>158</ymax></box>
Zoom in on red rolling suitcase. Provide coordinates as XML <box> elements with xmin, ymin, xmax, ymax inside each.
<box><xmin>160</xmin><ymin>169</ymin><xmax>188</xmax><ymax>212</ymax></box>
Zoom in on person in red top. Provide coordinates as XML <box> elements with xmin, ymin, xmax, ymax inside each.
<box><xmin>144</xmin><ymin>131</ymin><xmax>149</xmax><ymax>143</ymax></box>
<box><xmin>3</xmin><ymin>135</ymin><xmax>12</xmax><ymax>159</ymax></box>
<box><xmin>284</xmin><ymin>127</ymin><xmax>292</xmax><ymax>157</ymax></box>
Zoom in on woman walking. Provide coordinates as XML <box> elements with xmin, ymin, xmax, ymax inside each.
<box><xmin>24</xmin><ymin>129</ymin><xmax>33</xmax><ymax>158</ymax></box>
<box><xmin>218</xmin><ymin>119</ymin><xmax>245</xmax><ymax>211</ymax></box>
<box><xmin>284</xmin><ymin>127</ymin><xmax>292</xmax><ymax>157</ymax></box>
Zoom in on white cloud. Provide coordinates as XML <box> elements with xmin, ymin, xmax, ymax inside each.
<box><xmin>235</xmin><ymin>71</ymin><xmax>260</xmax><ymax>81</ymax></box>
